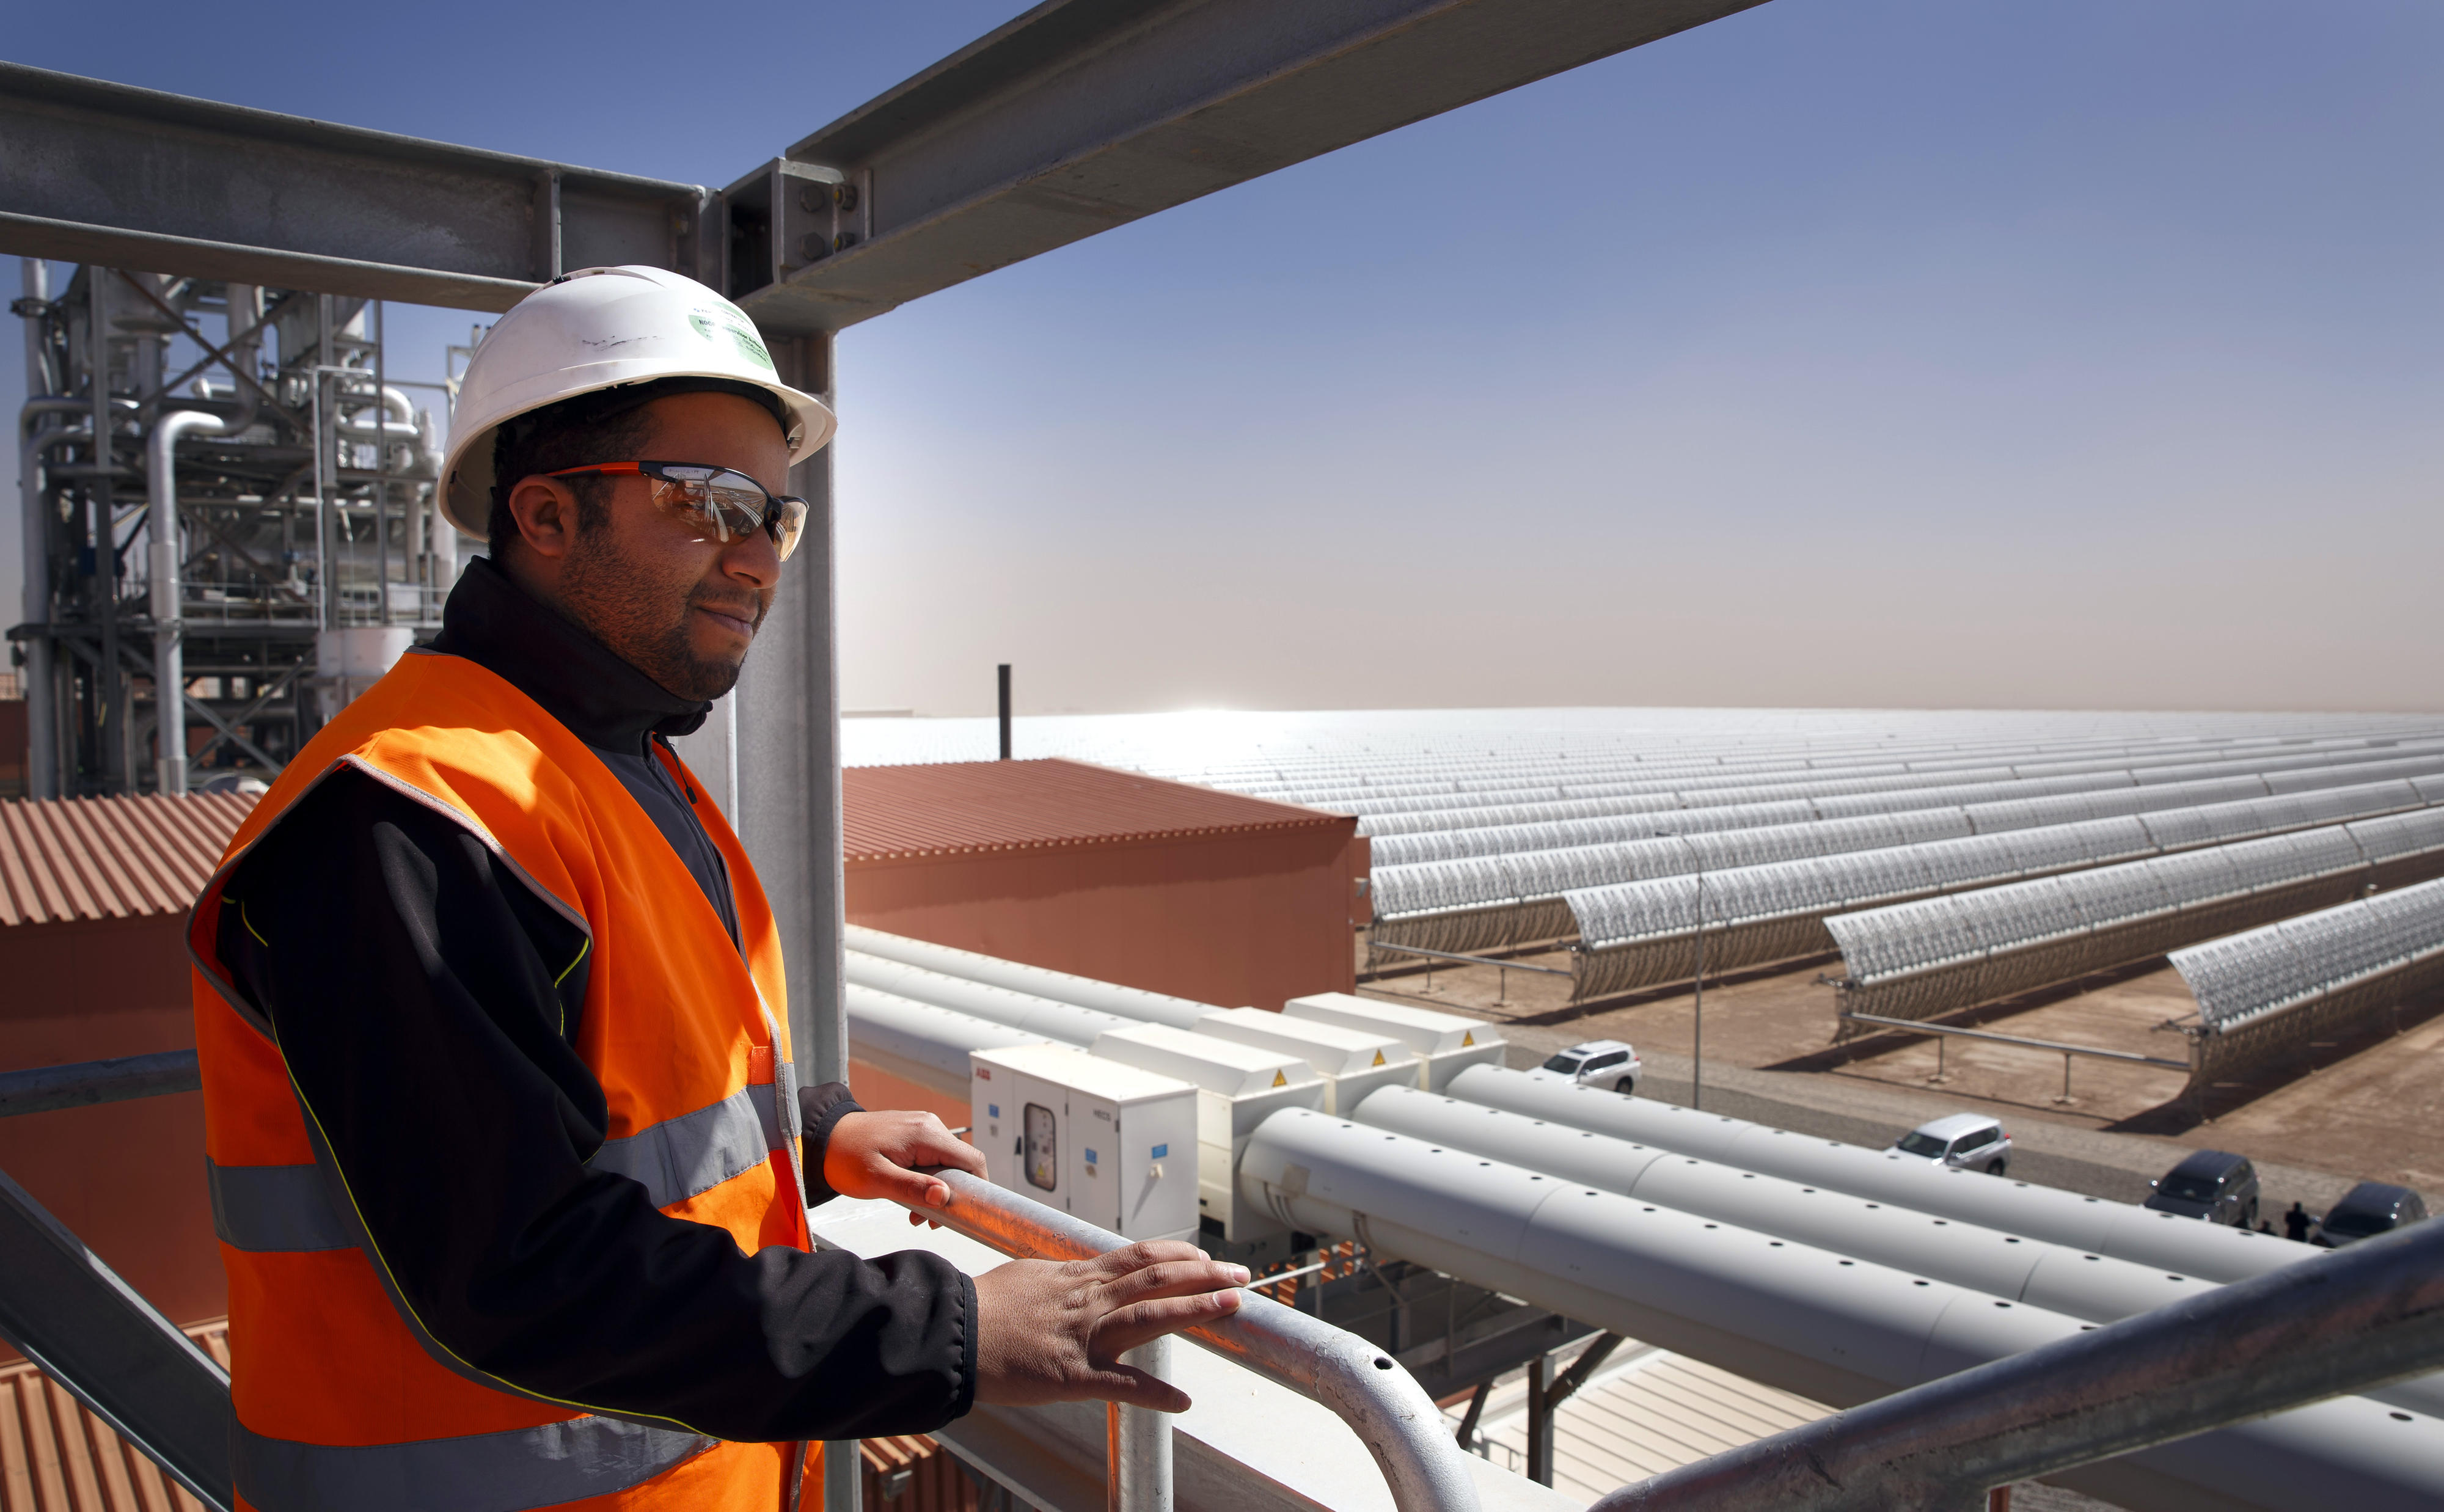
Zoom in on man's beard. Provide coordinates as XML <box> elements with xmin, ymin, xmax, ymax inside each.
<box><xmin>559</xmin><ymin>538</ymin><xmax>766</xmax><ymax>704</ymax></box>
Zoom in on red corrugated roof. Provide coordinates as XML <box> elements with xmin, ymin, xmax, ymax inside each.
<box><xmin>844</xmin><ymin>758</ymin><xmax>1345</xmax><ymax>863</ymax></box>
<box><xmin>0</xmin><ymin>1321</ymin><xmax>223</xmax><ymax>1512</ymax></box>
<box><xmin>0</xmin><ymin>795</ymin><xmax>257</xmax><ymax>930</ymax></box>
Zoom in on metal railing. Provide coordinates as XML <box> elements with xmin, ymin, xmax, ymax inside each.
<box><xmin>0</xmin><ymin>1052</ymin><xmax>233</xmax><ymax>1510</ymax></box>
<box><xmin>1363</xmin><ymin>941</ymin><xmax>1573</xmax><ymax>974</ymax></box>
<box><xmin>913</xmin><ymin>1169</ymin><xmax>1484</xmax><ymax>1512</ymax></box>
<box><xmin>1835</xmin><ymin>1009</ymin><xmax>2192</xmax><ymax>1103</ymax></box>
<box><xmin>1590</xmin><ymin>1212</ymin><xmax>2444</xmax><ymax>1511</ymax></box>
<box><xmin>0</xmin><ymin>1165</ymin><xmax>233</xmax><ymax>1510</ymax></box>
<box><xmin>1359</xmin><ymin>938</ymin><xmax>1573</xmax><ymax>1001</ymax></box>
<box><xmin>0</xmin><ymin>1051</ymin><xmax>1481</xmax><ymax>1512</ymax></box>
<box><xmin>22</xmin><ymin>1045</ymin><xmax>2444</xmax><ymax>1512</ymax></box>
<box><xmin>0</xmin><ymin>1048</ymin><xmax>200</xmax><ymax>1117</ymax></box>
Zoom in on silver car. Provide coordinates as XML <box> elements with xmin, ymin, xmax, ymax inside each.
<box><xmin>1535</xmin><ymin>1039</ymin><xmax>1642</xmax><ymax>1095</ymax></box>
<box><xmin>1889</xmin><ymin>1113</ymin><xmax>2013</xmax><ymax>1176</ymax></box>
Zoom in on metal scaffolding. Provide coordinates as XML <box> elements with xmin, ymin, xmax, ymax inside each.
<box><xmin>12</xmin><ymin>262</ymin><xmax>452</xmax><ymax>797</ymax></box>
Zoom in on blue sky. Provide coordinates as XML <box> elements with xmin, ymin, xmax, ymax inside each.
<box><xmin>7</xmin><ymin>1</ymin><xmax>2439</xmax><ymax>714</ymax></box>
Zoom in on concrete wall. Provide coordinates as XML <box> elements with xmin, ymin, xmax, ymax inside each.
<box><xmin>847</xmin><ymin>828</ymin><xmax>1365</xmax><ymax>1012</ymax></box>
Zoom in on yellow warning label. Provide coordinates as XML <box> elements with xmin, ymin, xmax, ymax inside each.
<box><xmin>1372</xmin><ymin>1050</ymin><xmax>1387</xmax><ymax>1067</ymax></box>
<box><xmin>1272</xmin><ymin>1070</ymin><xmax>1288</xmax><ymax>1087</ymax></box>
<box><xmin>1462</xmin><ymin>1031</ymin><xmax>1475</xmax><ymax>1047</ymax></box>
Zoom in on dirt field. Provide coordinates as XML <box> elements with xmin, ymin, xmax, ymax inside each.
<box><xmin>1354</xmin><ymin>936</ymin><xmax>2444</xmax><ymax>1202</ymax></box>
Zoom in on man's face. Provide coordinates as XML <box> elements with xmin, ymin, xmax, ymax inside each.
<box><xmin>553</xmin><ymin>392</ymin><xmax>794</xmax><ymax>703</ymax></box>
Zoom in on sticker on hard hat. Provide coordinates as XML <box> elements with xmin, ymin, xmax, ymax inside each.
<box><xmin>688</xmin><ymin>308</ymin><xmax>776</xmax><ymax>373</ymax></box>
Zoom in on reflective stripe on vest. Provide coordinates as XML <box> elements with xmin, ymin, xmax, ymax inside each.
<box><xmin>590</xmin><ymin>1082</ymin><xmax>788</xmax><ymax>1211</ymax></box>
<box><xmin>235</xmin><ymin>1412</ymin><xmax>715</xmax><ymax>1512</ymax></box>
<box><xmin>207</xmin><ymin>1079</ymin><xmax>792</xmax><ymax>1252</ymax></box>
<box><xmin>207</xmin><ymin>1158</ymin><xmax>351</xmax><ymax>1253</ymax></box>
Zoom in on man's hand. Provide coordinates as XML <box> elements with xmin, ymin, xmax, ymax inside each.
<box><xmin>823</xmin><ymin>1110</ymin><xmax>987</xmax><ymax>1221</ymax></box>
<box><xmin>973</xmin><ymin>1243</ymin><xmax>1247</xmax><ymax>1412</ymax></box>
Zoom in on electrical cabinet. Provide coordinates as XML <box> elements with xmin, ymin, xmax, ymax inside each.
<box><xmin>1281</xmin><ymin>992</ymin><xmax>1506</xmax><ymax>1090</ymax></box>
<box><xmin>1190</xmin><ymin>1007</ymin><xmax>1413</xmax><ymax>1115</ymax></box>
<box><xmin>1090</xmin><ymin>1023</ymin><xmax>1325</xmax><ymax>1241</ymax></box>
<box><xmin>970</xmin><ymin>1043</ymin><xmax>1198</xmax><ymax>1243</ymax></box>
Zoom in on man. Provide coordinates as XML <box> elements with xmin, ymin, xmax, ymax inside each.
<box><xmin>2284</xmin><ymin>1200</ymin><xmax>2314</xmax><ymax>1243</ymax></box>
<box><xmin>188</xmin><ymin>266</ymin><xmax>1245</xmax><ymax>1512</ymax></box>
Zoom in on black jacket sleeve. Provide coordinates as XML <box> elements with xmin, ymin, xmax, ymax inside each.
<box><xmin>797</xmin><ymin>1081</ymin><xmax>866</xmax><ymax>1208</ymax></box>
<box><xmin>216</xmin><ymin>768</ymin><xmax>976</xmax><ymax>1443</ymax></box>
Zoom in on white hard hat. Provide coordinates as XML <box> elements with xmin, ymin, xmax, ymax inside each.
<box><xmin>439</xmin><ymin>266</ymin><xmax>835</xmax><ymax>537</ymax></box>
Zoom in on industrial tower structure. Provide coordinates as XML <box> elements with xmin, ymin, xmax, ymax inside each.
<box><xmin>13</xmin><ymin>263</ymin><xmax>458</xmax><ymax>797</ymax></box>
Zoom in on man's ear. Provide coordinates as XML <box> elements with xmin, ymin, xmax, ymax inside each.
<box><xmin>503</xmin><ymin>477</ymin><xmax>581</xmax><ymax>561</ymax></box>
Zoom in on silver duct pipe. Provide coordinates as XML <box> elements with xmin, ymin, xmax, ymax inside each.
<box><xmin>1348</xmin><ymin>1083</ymin><xmax>2444</xmax><ymax>1421</ymax></box>
<box><xmin>844</xmin><ymin>951</ymin><xmax>1139</xmax><ymax>1047</ymax></box>
<box><xmin>1353</xmin><ymin>1084</ymin><xmax>2203</xmax><ymax>1318</ymax></box>
<box><xmin>1238</xmin><ymin>1108</ymin><xmax>2444</xmax><ymax>1512</ymax></box>
<box><xmin>145</xmin><ymin>285</ymin><xmax>260</xmax><ymax>796</ymax></box>
<box><xmin>844</xmin><ymin>925</ymin><xmax>1224</xmax><ymax>1029</ymax></box>
<box><xmin>1441</xmin><ymin>1063</ymin><xmax>2297</xmax><ymax>1285</ymax></box>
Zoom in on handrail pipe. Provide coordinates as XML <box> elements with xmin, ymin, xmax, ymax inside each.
<box><xmin>1592</xmin><ymin>1211</ymin><xmax>2444</xmax><ymax>1512</ymax></box>
<box><xmin>913</xmin><ymin>1168</ymin><xmax>1482</xmax><ymax>1512</ymax></box>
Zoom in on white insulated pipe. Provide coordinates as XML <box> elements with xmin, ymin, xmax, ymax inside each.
<box><xmin>844</xmin><ymin>925</ymin><xmax>1223</xmax><ymax>1029</ymax></box>
<box><xmin>1239</xmin><ymin>1108</ymin><xmax>2444</xmax><ymax>1512</ymax></box>
<box><xmin>844</xmin><ymin>984</ymin><xmax>1044</xmax><ymax>1102</ymax></box>
<box><xmin>1442</xmin><ymin>1064</ymin><xmax>2299</xmax><ymax>1285</ymax></box>
<box><xmin>146</xmin><ymin>413</ymin><xmax>218</xmax><ymax>796</ymax></box>
<box><xmin>844</xmin><ymin>952</ymin><xmax>1138</xmax><ymax>1050</ymax></box>
<box><xmin>1350</xmin><ymin>1084</ymin><xmax>2444</xmax><ymax>1421</ymax></box>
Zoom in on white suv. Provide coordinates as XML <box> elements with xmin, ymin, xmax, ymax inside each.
<box><xmin>1889</xmin><ymin>1113</ymin><xmax>2013</xmax><ymax>1176</ymax></box>
<box><xmin>1535</xmin><ymin>1039</ymin><xmax>1642</xmax><ymax>1095</ymax></box>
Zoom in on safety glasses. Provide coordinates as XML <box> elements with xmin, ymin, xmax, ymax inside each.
<box><xmin>546</xmin><ymin>461</ymin><xmax>808</xmax><ymax>562</ymax></box>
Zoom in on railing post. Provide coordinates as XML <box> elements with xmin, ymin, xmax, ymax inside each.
<box><xmin>1108</xmin><ymin>1337</ymin><xmax>1173</xmax><ymax>1512</ymax></box>
<box><xmin>1525</xmin><ymin>1349</ymin><xmax>1555</xmax><ymax>1488</ymax></box>
<box><xmin>823</xmin><ymin>1440</ymin><xmax>860</xmax><ymax>1512</ymax></box>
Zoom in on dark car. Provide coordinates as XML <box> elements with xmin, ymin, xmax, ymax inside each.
<box><xmin>2313</xmin><ymin>1183</ymin><xmax>2429</xmax><ymax>1248</ymax></box>
<box><xmin>2144</xmin><ymin>1150</ymin><xmax>2260</xmax><ymax>1227</ymax></box>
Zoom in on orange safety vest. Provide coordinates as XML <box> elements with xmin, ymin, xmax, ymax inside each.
<box><xmin>188</xmin><ymin>648</ymin><xmax>819</xmax><ymax>1512</ymax></box>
